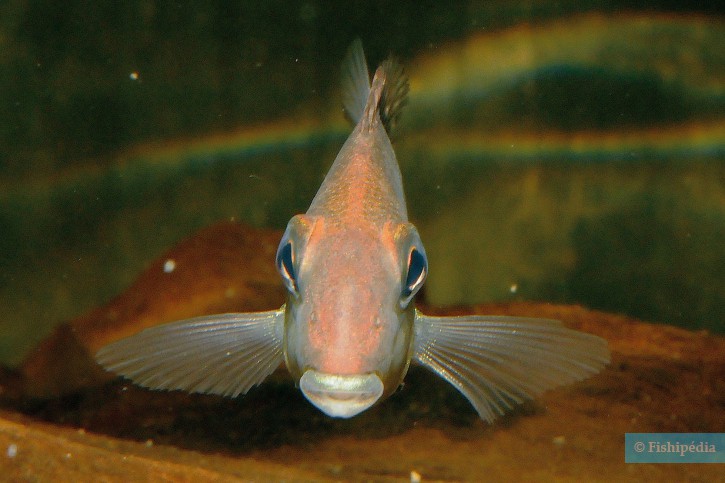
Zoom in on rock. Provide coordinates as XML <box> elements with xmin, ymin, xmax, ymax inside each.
<box><xmin>0</xmin><ymin>409</ymin><xmax>326</xmax><ymax>482</ymax></box>
<box><xmin>19</xmin><ymin>221</ymin><xmax>284</xmax><ymax>398</ymax></box>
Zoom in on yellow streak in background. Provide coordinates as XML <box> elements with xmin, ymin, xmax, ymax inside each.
<box><xmin>407</xmin><ymin>12</ymin><xmax>723</xmax><ymax>101</ymax></box>
<box><xmin>4</xmin><ymin>12</ymin><xmax>722</xmax><ymax>198</ymax></box>
<box><xmin>1</xmin><ymin>117</ymin><xmax>347</xmax><ymax>197</ymax></box>
<box><xmin>406</xmin><ymin>120</ymin><xmax>725</xmax><ymax>162</ymax></box>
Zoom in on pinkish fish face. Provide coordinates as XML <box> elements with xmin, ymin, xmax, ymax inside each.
<box><xmin>276</xmin><ymin>215</ymin><xmax>427</xmax><ymax>418</ymax></box>
<box><xmin>93</xmin><ymin>39</ymin><xmax>610</xmax><ymax>425</ymax></box>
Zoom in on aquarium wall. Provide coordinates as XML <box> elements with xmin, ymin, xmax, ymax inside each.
<box><xmin>1</xmin><ymin>0</ymin><xmax>723</xmax><ymax>364</ymax></box>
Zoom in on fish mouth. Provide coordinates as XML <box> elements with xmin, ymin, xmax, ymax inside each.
<box><xmin>299</xmin><ymin>370</ymin><xmax>384</xmax><ymax>418</ymax></box>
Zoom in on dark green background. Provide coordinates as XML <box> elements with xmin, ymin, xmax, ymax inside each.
<box><xmin>0</xmin><ymin>1</ymin><xmax>723</xmax><ymax>364</ymax></box>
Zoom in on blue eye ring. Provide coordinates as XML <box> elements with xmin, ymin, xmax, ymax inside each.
<box><xmin>276</xmin><ymin>241</ymin><xmax>298</xmax><ymax>295</ymax></box>
<box><xmin>401</xmin><ymin>247</ymin><xmax>427</xmax><ymax>307</ymax></box>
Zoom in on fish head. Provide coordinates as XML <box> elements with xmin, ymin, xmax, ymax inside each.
<box><xmin>275</xmin><ymin>215</ymin><xmax>428</xmax><ymax>417</ymax></box>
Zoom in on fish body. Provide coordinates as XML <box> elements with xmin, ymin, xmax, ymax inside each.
<box><xmin>96</xmin><ymin>41</ymin><xmax>609</xmax><ymax>421</ymax></box>
<box><xmin>279</xmin><ymin>45</ymin><xmax>421</xmax><ymax>416</ymax></box>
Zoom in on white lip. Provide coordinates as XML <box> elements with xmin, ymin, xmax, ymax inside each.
<box><xmin>299</xmin><ymin>370</ymin><xmax>384</xmax><ymax>418</ymax></box>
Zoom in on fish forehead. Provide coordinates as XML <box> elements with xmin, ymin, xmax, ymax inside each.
<box><xmin>307</xmin><ymin>123</ymin><xmax>407</xmax><ymax>226</ymax></box>
<box><xmin>296</xmin><ymin>121</ymin><xmax>408</xmax><ymax>317</ymax></box>
<box><xmin>300</xmin><ymin>223</ymin><xmax>400</xmax><ymax>305</ymax></box>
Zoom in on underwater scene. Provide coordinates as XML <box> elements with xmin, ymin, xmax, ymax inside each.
<box><xmin>0</xmin><ymin>1</ymin><xmax>723</xmax><ymax>481</ymax></box>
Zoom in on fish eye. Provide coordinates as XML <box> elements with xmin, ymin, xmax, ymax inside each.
<box><xmin>276</xmin><ymin>241</ymin><xmax>298</xmax><ymax>295</ymax></box>
<box><xmin>401</xmin><ymin>247</ymin><xmax>427</xmax><ymax>307</ymax></box>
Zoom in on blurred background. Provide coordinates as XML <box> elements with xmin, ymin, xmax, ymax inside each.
<box><xmin>0</xmin><ymin>1</ymin><xmax>723</xmax><ymax>365</ymax></box>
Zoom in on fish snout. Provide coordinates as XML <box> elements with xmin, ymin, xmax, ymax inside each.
<box><xmin>299</xmin><ymin>370</ymin><xmax>384</xmax><ymax>418</ymax></box>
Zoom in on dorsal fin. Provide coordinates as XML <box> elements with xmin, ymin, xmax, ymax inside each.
<box><xmin>341</xmin><ymin>39</ymin><xmax>409</xmax><ymax>134</ymax></box>
<box><xmin>341</xmin><ymin>39</ymin><xmax>370</xmax><ymax>125</ymax></box>
<box><xmin>375</xmin><ymin>57</ymin><xmax>409</xmax><ymax>133</ymax></box>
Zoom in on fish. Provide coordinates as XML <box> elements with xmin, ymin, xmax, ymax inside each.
<box><xmin>95</xmin><ymin>40</ymin><xmax>610</xmax><ymax>422</ymax></box>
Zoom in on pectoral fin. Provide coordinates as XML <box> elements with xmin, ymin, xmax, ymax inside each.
<box><xmin>413</xmin><ymin>311</ymin><xmax>610</xmax><ymax>422</ymax></box>
<box><xmin>95</xmin><ymin>308</ymin><xmax>285</xmax><ymax>398</ymax></box>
